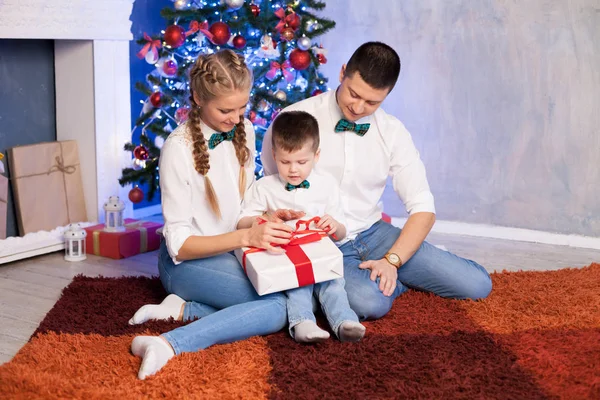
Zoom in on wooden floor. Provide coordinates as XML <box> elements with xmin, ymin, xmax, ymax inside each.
<box><xmin>1</xmin><ymin>232</ymin><xmax>600</xmax><ymax>365</ymax></box>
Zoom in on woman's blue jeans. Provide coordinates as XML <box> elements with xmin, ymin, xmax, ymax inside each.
<box><xmin>157</xmin><ymin>242</ymin><xmax>287</xmax><ymax>355</ymax></box>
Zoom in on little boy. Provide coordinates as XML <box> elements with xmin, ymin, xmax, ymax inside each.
<box><xmin>237</xmin><ymin>111</ymin><xmax>365</xmax><ymax>343</ymax></box>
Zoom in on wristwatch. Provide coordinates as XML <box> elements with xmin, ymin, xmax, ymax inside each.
<box><xmin>384</xmin><ymin>252</ymin><xmax>403</xmax><ymax>268</ymax></box>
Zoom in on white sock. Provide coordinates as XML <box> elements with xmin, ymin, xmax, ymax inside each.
<box><xmin>128</xmin><ymin>294</ymin><xmax>185</xmax><ymax>325</ymax></box>
<box><xmin>293</xmin><ymin>320</ymin><xmax>330</xmax><ymax>343</ymax></box>
<box><xmin>338</xmin><ymin>321</ymin><xmax>366</xmax><ymax>342</ymax></box>
<box><xmin>131</xmin><ymin>336</ymin><xmax>175</xmax><ymax>380</ymax></box>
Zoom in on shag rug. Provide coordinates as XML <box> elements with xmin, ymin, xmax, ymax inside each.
<box><xmin>1</xmin><ymin>264</ymin><xmax>599</xmax><ymax>399</ymax></box>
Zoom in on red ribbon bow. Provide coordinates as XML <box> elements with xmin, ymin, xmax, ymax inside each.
<box><xmin>274</xmin><ymin>8</ymin><xmax>298</xmax><ymax>32</ymax></box>
<box><xmin>265</xmin><ymin>61</ymin><xmax>294</xmax><ymax>82</ymax></box>
<box><xmin>187</xmin><ymin>21</ymin><xmax>214</xmax><ymax>43</ymax></box>
<box><xmin>136</xmin><ymin>33</ymin><xmax>161</xmax><ymax>60</ymax></box>
<box><xmin>241</xmin><ymin>217</ymin><xmax>328</xmax><ymax>287</ymax></box>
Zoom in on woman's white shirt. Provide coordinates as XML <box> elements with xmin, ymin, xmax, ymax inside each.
<box><xmin>159</xmin><ymin>119</ymin><xmax>256</xmax><ymax>264</ymax></box>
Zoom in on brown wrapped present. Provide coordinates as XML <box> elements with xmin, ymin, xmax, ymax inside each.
<box><xmin>8</xmin><ymin>141</ymin><xmax>87</xmax><ymax>236</ymax></box>
<box><xmin>0</xmin><ymin>174</ymin><xmax>7</xmax><ymax>239</ymax></box>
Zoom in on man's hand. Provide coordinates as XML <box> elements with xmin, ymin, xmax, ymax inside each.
<box><xmin>263</xmin><ymin>209</ymin><xmax>306</xmax><ymax>223</ymax></box>
<box><xmin>359</xmin><ymin>259</ymin><xmax>398</xmax><ymax>297</ymax></box>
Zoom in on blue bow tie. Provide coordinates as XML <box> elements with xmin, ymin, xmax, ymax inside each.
<box><xmin>208</xmin><ymin>128</ymin><xmax>235</xmax><ymax>149</ymax></box>
<box><xmin>285</xmin><ymin>180</ymin><xmax>310</xmax><ymax>191</ymax></box>
<box><xmin>334</xmin><ymin>119</ymin><xmax>370</xmax><ymax>136</ymax></box>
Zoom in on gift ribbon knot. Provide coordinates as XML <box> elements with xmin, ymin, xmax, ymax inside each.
<box><xmin>241</xmin><ymin>217</ymin><xmax>328</xmax><ymax>287</ymax></box>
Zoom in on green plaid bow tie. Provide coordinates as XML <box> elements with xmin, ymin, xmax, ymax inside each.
<box><xmin>334</xmin><ymin>119</ymin><xmax>370</xmax><ymax>136</ymax></box>
<box><xmin>208</xmin><ymin>128</ymin><xmax>235</xmax><ymax>149</ymax></box>
<box><xmin>285</xmin><ymin>180</ymin><xmax>310</xmax><ymax>191</ymax></box>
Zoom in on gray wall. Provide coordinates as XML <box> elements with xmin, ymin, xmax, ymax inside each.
<box><xmin>318</xmin><ymin>0</ymin><xmax>600</xmax><ymax>236</ymax></box>
<box><xmin>0</xmin><ymin>40</ymin><xmax>56</xmax><ymax>238</ymax></box>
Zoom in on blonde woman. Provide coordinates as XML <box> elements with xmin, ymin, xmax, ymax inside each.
<box><xmin>128</xmin><ymin>50</ymin><xmax>301</xmax><ymax>380</ymax></box>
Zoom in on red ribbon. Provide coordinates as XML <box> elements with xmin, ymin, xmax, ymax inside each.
<box><xmin>274</xmin><ymin>8</ymin><xmax>298</xmax><ymax>32</ymax></box>
<box><xmin>187</xmin><ymin>21</ymin><xmax>214</xmax><ymax>43</ymax></box>
<box><xmin>265</xmin><ymin>61</ymin><xmax>294</xmax><ymax>82</ymax></box>
<box><xmin>241</xmin><ymin>217</ymin><xmax>327</xmax><ymax>287</ymax></box>
<box><xmin>136</xmin><ymin>33</ymin><xmax>161</xmax><ymax>60</ymax></box>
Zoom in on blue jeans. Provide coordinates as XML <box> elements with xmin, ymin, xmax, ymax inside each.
<box><xmin>286</xmin><ymin>277</ymin><xmax>358</xmax><ymax>338</ymax></box>
<box><xmin>341</xmin><ymin>220</ymin><xmax>492</xmax><ymax>320</ymax></box>
<box><xmin>157</xmin><ymin>242</ymin><xmax>287</xmax><ymax>355</ymax></box>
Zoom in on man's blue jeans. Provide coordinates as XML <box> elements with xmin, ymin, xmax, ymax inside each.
<box><xmin>340</xmin><ymin>220</ymin><xmax>492</xmax><ymax>320</ymax></box>
<box><xmin>157</xmin><ymin>242</ymin><xmax>287</xmax><ymax>355</ymax></box>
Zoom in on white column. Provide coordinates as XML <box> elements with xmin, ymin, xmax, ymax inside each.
<box><xmin>54</xmin><ymin>40</ymin><xmax>133</xmax><ymax>222</ymax></box>
<box><xmin>93</xmin><ymin>40</ymin><xmax>134</xmax><ymax>221</ymax></box>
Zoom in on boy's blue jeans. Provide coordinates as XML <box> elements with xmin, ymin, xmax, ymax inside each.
<box><xmin>286</xmin><ymin>277</ymin><xmax>358</xmax><ymax>338</ymax></box>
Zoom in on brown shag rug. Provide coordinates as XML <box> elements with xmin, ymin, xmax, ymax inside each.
<box><xmin>1</xmin><ymin>264</ymin><xmax>599</xmax><ymax>399</ymax></box>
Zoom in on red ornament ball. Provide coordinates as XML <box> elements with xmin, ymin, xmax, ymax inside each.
<box><xmin>164</xmin><ymin>25</ymin><xmax>186</xmax><ymax>48</ymax></box>
<box><xmin>128</xmin><ymin>187</ymin><xmax>144</xmax><ymax>204</ymax></box>
<box><xmin>232</xmin><ymin>35</ymin><xmax>246</xmax><ymax>49</ymax></box>
<box><xmin>287</xmin><ymin>13</ymin><xmax>301</xmax><ymax>30</ymax></box>
<box><xmin>312</xmin><ymin>89</ymin><xmax>323</xmax><ymax>96</ymax></box>
<box><xmin>133</xmin><ymin>145</ymin><xmax>149</xmax><ymax>160</ymax></box>
<box><xmin>250</xmin><ymin>4</ymin><xmax>260</xmax><ymax>17</ymax></box>
<box><xmin>163</xmin><ymin>59</ymin><xmax>178</xmax><ymax>76</ymax></box>
<box><xmin>317</xmin><ymin>53</ymin><xmax>327</xmax><ymax>64</ymax></box>
<box><xmin>149</xmin><ymin>92</ymin><xmax>162</xmax><ymax>107</ymax></box>
<box><xmin>289</xmin><ymin>49</ymin><xmax>311</xmax><ymax>70</ymax></box>
<box><xmin>175</xmin><ymin>106</ymin><xmax>190</xmax><ymax>124</ymax></box>
<box><xmin>209</xmin><ymin>22</ymin><xmax>231</xmax><ymax>45</ymax></box>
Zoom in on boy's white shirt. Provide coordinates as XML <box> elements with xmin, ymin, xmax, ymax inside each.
<box><xmin>260</xmin><ymin>89</ymin><xmax>436</xmax><ymax>240</ymax></box>
<box><xmin>159</xmin><ymin>119</ymin><xmax>256</xmax><ymax>264</ymax></box>
<box><xmin>238</xmin><ymin>169</ymin><xmax>347</xmax><ymax>242</ymax></box>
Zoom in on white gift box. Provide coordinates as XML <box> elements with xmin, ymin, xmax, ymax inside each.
<box><xmin>234</xmin><ymin>221</ymin><xmax>343</xmax><ymax>295</ymax></box>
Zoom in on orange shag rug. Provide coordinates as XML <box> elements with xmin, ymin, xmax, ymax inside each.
<box><xmin>1</xmin><ymin>264</ymin><xmax>599</xmax><ymax>399</ymax></box>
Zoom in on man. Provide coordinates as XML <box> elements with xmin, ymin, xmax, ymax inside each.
<box><xmin>261</xmin><ymin>42</ymin><xmax>491</xmax><ymax>320</ymax></box>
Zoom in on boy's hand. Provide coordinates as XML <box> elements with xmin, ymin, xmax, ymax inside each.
<box><xmin>316</xmin><ymin>214</ymin><xmax>338</xmax><ymax>237</ymax></box>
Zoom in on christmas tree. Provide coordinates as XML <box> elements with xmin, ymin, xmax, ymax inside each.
<box><xmin>120</xmin><ymin>0</ymin><xmax>335</xmax><ymax>204</ymax></box>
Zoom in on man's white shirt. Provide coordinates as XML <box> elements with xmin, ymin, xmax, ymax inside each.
<box><xmin>261</xmin><ymin>89</ymin><xmax>435</xmax><ymax>240</ymax></box>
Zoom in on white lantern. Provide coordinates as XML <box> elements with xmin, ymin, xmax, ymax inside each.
<box><xmin>64</xmin><ymin>223</ymin><xmax>87</xmax><ymax>262</ymax></box>
<box><xmin>103</xmin><ymin>196</ymin><xmax>125</xmax><ymax>232</ymax></box>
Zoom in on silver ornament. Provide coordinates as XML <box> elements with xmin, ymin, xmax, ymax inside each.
<box><xmin>274</xmin><ymin>90</ymin><xmax>287</xmax><ymax>101</ymax></box>
<box><xmin>144</xmin><ymin>50</ymin><xmax>159</xmax><ymax>64</ymax></box>
<box><xmin>142</xmin><ymin>99</ymin><xmax>154</xmax><ymax>114</ymax></box>
<box><xmin>305</xmin><ymin>20</ymin><xmax>322</xmax><ymax>33</ymax></box>
<box><xmin>173</xmin><ymin>0</ymin><xmax>189</xmax><ymax>10</ymax></box>
<box><xmin>132</xmin><ymin>158</ymin><xmax>146</xmax><ymax>171</ymax></box>
<box><xmin>297</xmin><ymin>36</ymin><xmax>311</xmax><ymax>51</ymax></box>
<box><xmin>225</xmin><ymin>0</ymin><xmax>244</xmax><ymax>10</ymax></box>
<box><xmin>155</xmin><ymin>56</ymin><xmax>166</xmax><ymax>70</ymax></box>
<box><xmin>154</xmin><ymin>136</ymin><xmax>165</xmax><ymax>149</ymax></box>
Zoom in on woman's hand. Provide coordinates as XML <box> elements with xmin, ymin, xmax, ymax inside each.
<box><xmin>263</xmin><ymin>209</ymin><xmax>306</xmax><ymax>223</ymax></box>
<box><xmin>242</xmin><ymin>218</ymin><xmax>294</xmax><ymax>254</ymax></box>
